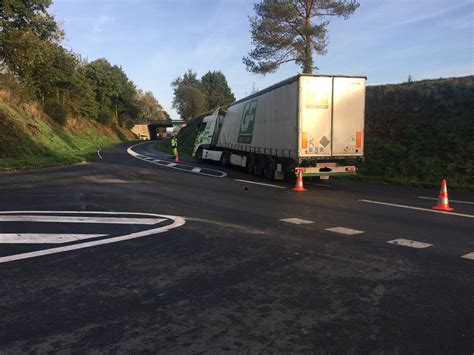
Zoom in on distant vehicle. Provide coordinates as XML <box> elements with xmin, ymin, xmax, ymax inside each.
<box><xmin>193</xmin><ymin>74</ymin><xmax>366</xmax><ymax>180</ymax></box>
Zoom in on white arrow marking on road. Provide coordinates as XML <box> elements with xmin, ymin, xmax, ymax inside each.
<box><xmin>0</xmin><ymin>216</ymin><xmax>165</xmax><ymax>224</ymax></box>
<box><xmin>0</xmin><ymin>234</ymin><xmax>108</xmax><ymax>244</ymax></box>
<box><xmin>0</xmin><ymin>211</ymin><xmax>185</xmax><ymax>264</ymax></box>
<box><xmin>461</xmin><ymin>252</ymin><xmax>474</xmax><ymax>260</ymax></box>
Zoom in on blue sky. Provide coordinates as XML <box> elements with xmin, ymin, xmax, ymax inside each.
<box><xmin>51</xmin><ymin>0</ymin><xmax>473</xmax><ymax>120</ymax></box>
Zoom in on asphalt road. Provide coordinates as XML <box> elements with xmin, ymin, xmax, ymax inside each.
<box><xmin>1</xmin><ymin>141</ymin><xmax>473</xmax><ymax>353</ymax></box>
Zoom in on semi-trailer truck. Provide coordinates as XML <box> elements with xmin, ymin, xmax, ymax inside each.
<box><xmin>192</xmin><ymin>74</ymin><xmax>366</xmax><ymax>180</ymax></box>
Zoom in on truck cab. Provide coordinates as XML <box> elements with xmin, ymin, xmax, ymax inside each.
<box><xmin>193</xmin><ymin>110</ymin><xmax>224</xmax><ymax>161</ymax></box>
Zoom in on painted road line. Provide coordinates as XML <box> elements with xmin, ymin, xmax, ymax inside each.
<box><xmin>280</xmin><ymin>218</ymin><xmax>314</xmax><ymax>225</ymax></box>
<box><xmin>418</xmin><ymin>196</ymin><xmax>474</xmax><ymax>205</ymax></box>
<box><xmin>325</xmin><ymin>227</ymin><xmax>365</xmax><ymax>235</ymax></box>
<box><xmin>192</xmin><ymin>167</ymin><xmax>202</xmax><ymax>173</ymax></box>
<box><xmin>461</xmin><ymin>252</ymin><xmax>474</xmax><ymax>260</ymax></box>
<box><xmin>305</xmin><ymin>182</ymin><xmax>332</xmax><ymax>187</ymax></box>
<box><xmin>0</xmin><ymin>211</ymin><xmax>185</xmax><ymax>264</ymax></box>
<box><xmin>0</xmin><ymin>215</ymin><xmax>165</xmax><ymax>225</ymax></box>
<box><xmin>387</xmin><ymin>238</ymin><xmax>433</xmax><ymax>249</ymax></box>
<box><xmin>167</xmin><ymin>163</ymin><xmax>177</xmax><ymax>167</ymax></box>
<box><xmin>235</xmin><ymin>179</ymin><xmax>286</xmax><ymax>189</ymax></box>
<box><xmin>359</xmin><ymin>199</ymin><xmax>474</xmax><ymax>219</ymax></box>
<box><xmin>127</xmin><ymin>142</ymin><xmax>227</xmax><ymax>178</ymax></box>
<box><xmin>97</xmin><ymin>150</ymin><xmax>102</xmax><ymax>159</ymax></box>
<box><xmin>0</xmin><ymin>234</ymin><xmax>108</xmax><ymax>244</ymax></box>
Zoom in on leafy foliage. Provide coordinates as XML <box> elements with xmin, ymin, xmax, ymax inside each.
<box><xmin>172</xmin><ymin>69</ymin><xmax>235</xmax><ymax>121</ymax></box>
<box><xmin>243</xmin><ymin>0</ymin><xmax>359</xmax><ymax>74</ymax></box>
<box><xmin>200</xmin><ymin>71</ymin><xmax>235</xmax><ymax>111</ymax></box>
<box><xmin>43</xmin><ymin>99</ymin><xmax>68</xmax><ymax>126</ymax></box>
<box><xmin>0</xmin><ymin>0</ymin><xmax>169</xmax><ymax>129</ymax></box>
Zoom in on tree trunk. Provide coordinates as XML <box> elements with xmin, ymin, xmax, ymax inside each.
<box><xmin>303</xmin><ymin>2</ymin><xmax>313</xmax><ymax>74</ymax></box>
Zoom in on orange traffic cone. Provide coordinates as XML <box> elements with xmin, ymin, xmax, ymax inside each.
<box><xmin>174</xmin><ymin>151</ymin><xmax>180</xmax><ymax>163</ymax></box>
<box><xmin>432</xmin><ymin>179</ymin><xmax>453</xmax><ymax>211</ymax></box>
<box><xmin>293</xmin><ymin>169</ymin><xmax>306</xmax><ymax>191</ymax></box>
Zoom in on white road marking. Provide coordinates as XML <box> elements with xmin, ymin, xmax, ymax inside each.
<box><xmin>359</xmin><ymin>199</ymin><xmax>474</xmax><ymax>219</ymax></box>
<box><xmin>0</xmin><ymin>211</ymin><xmax>185</xmax><ymax>264</ymax></box>
<box><xmin>387</xmin><ymin>238</ymin><xmax>433</xmax><ymax>249</ymax></box>
<box><xmin>97</xmin><ymin>149</ymin><xmax>102</xmax><ymax>159</ymax></box>
<box><xmin>127</xmin><ymin>142</ymin><xmax>227</xmax><ymax>178</ymax></box>
<box><xmin>418</xmin><ymin>196</ymin><xmax>474</xmax><ymax>205</ymax></box>
<box><xmin>305</xmin><ymin>182</ymin><xmax>332</xmax><ymax>187</ymax></box>
<box><xmin>167</xmin><ymin>163</ymin><xmax>177</xmax><ymax>167</ymax></box>
<box><xmin>235</xmin><ymin>179</ymin><xmax>286</xmax><ymax>189</ymax></box>
<box><xmin>461</xmin><ymin>252</ymin><xmax>474</xmax><ymax>260</ymax></box>
<box><xmin>0</xmin><ymin>234</ymin><xmax>107</xmax><ymax>244</ymax></box>
<box><xmin>192</xmin><ymin>167</ymin><xmax>202</xmax><ymax>173</ymax></box>
<box><xmin>0</xmin><ymin>215</ymin><xmax>165</xmax><ymax>225</ymax></box>
<box><xmin>280</xmin><ymin>218</ymin><xmax>314</xmax><ymax>225</ymax></box>
<box><xmin>325</xmin><ymin>227</ymin><xmax>365</xmax><ymax>235</ymax></box>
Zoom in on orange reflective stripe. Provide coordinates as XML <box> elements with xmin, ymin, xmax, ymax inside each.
<box><xmin>301</xmin><ymin>132</ymin><xmax>308</xmax><ymax>149</ymax></box>
<box><xmin>356</xmin><ymin>132</ymin><xmax>362</xmax><ymax>149</ymax></box>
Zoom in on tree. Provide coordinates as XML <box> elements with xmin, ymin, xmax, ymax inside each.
<box><xmin>200</xmin><ymin>71</ymin><xmax>235</xmax><ymax>110</ymax></box>
<box><xmin>1</xmin><ymin>0</ymin><xmax>63</xmax><ymax>75</ymax></box>
<box><xmin>171</xmin><ymin>69</ymin><xmax>206</xmax><ymax>121</ymax></box>
<box><xmin>243</xmin><ymin>0</ymin><xmax>359</xmax><ymax>74</ymax></box>
<box><xmin>135</xmin><ymin>90</ymin><xmax>168</xmax><ymax>123</ymax></box>
<box><xmin>83</xmin><ymin>58</ymin><xmax>140</xmax><ymax>126</ymax></box>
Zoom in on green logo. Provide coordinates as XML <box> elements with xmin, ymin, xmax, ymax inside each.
<box><xmin>238</xmin><ymin>100</ymin><xmax>257</xmax><ymax>144</ymax></box>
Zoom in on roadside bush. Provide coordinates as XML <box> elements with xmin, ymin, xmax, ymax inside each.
<box><xmin>44</xmin><ymin>100</ymin><xmax>68</xmax><ymax>126</ymax></box>
<box><xmin>97</xmin><ymin>109</ymin><xmax>115</xmax><ymax>126</ymax></box>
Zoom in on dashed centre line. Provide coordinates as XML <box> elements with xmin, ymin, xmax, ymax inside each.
<box><xmin>387</xmin><ymin>238</ymin><xmax>433</xmax><ymax>249</ymax></box>
<box><xmin>325</xmin><ymin>227</ymin><xmax>365</xmax><ymax>235</ymax></box>
<box><xmin>280</xmin><ymin>218</ymin><xmax>314</xmax><ymax>225</ymax></box>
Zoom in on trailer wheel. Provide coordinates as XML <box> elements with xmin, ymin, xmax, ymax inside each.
<box><xmin>195</xmin><ymin>148</ymin><xmax>203</xmax><ymax>162</ymax></box>
<box><xmin>263</xmin><ymin>156</ymin><xmax>276</xmax><ymax>180</ymax></box>
<box><xmin>220</xmin><ymin>150</ymin><xmax>230</xmax><ymax>167</ymax></box>
<box><xmin>254</xmin><ymin>154</ymin><xmax>264</xmax><ymax>176</ymax></box>
<box><xmin>247</xmin><ymin>153</ymin><xmax>255</xmax><ymax>174</ymax></box>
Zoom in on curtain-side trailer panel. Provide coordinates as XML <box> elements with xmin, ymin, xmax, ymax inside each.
<box><xmin>217</xmin><ymin>79</ymin><xmax>299</xmax><ymax>160</ymax></box>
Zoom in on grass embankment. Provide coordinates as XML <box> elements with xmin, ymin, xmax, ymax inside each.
<box><xmin>361</xmin><ymin>76</ymin><xmax>473</xmax><ymax>190</ymax></box>
<box><xmin>156</xmin><ymin>76</ymin><xmax>473</xmax><ymax>190</ymax></box>
<box><xmin>0</xmin><ymin>91</ymin><xmax>134</xmax><ymax>170</ymax></box>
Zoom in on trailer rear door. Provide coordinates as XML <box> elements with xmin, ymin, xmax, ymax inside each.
<box><xmin>332</xmin><ymin>77</ymin><xmax>365</xmax><ymax>156</ymax></box>
<box><xmin>299</xmin><ymin>76</ymin><xmax>333</xmax><ymax>157</ymax></box>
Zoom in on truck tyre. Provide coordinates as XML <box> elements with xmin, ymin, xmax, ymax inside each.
<box><xmin>195</xmin><ymin>148</ymin><xmax>203</xmax><ymax>162</ymax></box>
<box><xmin>247</xmin><ymin>154</ymin><xmax>255</xmax><ymax>174</ymax></box>
<box><xmin>254</xmin><ymin>154</ymin><xmax>264</xmax><ymax>176</ymax></box>
<box><xmin>264</xmin><ymin>156</ymin><xmax>276</xmax><ymax>180</ymax></box>
<box><xmin>220</xmin><ymin>150</ymin><xmax>230</xmax><ymax>167</ymax></box>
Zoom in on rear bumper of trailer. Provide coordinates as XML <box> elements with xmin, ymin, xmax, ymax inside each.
<box><xmin>295</xmin><ymin>165</ymin><xmax>357</xmax><ymax>177</ymax></box>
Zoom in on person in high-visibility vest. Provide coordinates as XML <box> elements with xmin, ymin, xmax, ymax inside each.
<box><xmin>171</xmin><ymin>136</ymin><xmax>178</xmax><ymax>158</ymax></box>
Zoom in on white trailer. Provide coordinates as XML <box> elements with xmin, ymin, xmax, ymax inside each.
<box><xmin>193</xmin><ymin>74</ymin><xmax>366</xmax><ymax>180</ymax></box>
